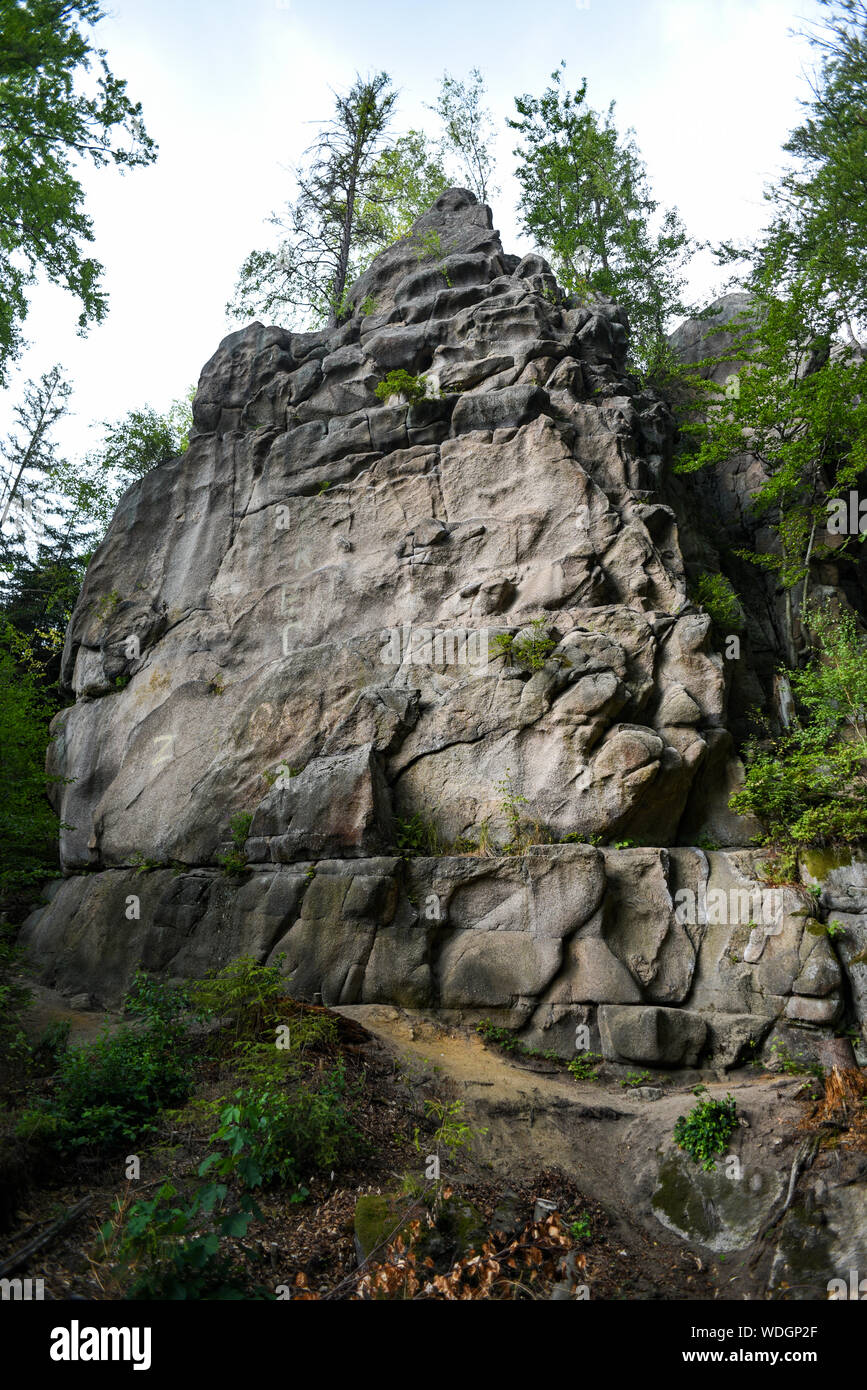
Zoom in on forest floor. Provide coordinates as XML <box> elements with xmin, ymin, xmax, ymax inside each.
<box><xmin>1</xmin><ymin>989</ymin><xmax>862</xmax><ymax>1302</ymax></box>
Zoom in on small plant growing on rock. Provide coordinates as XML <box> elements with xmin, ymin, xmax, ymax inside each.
<box><xmin>130</xmin><ymin>853</ymin><xmax>166</xmax><ymax>875</ymax></box>
<box><xmin>493</xmin><ymin>619</ymin><xmax>557</xmax><ymax>672</ymax></box>
<box><xmin>496</xmin><ymin>770</ymin><xmax>528</xmax><ymax>851</ymax></box>
<box><xmin>673</xmin><ymin>1094</ymin><xmax>738</xmax><ymax>1171</ymax></box>
<box><xmin>767</xmin><ymin>1037</ymin><xmax>824</xmax><ymax>1078</ymax></box>
<box><xmin>394</xmin><ymin>811</ymin><xmax>443</xmax><ymax>857</ymax></box>
<box><xmin>375</xmin><ymin>370</ymin><xmax>428</xmax><ymax>406</ymax></box>
<box><xmin>414</xmin><ymin>229</ymin><xmax>454</xmax><ymax>287</ymax></box>
<box><xmin>217</xmin><ymin>812</ymin><xmax>252</xmax><ymax>879</ymax></box>
<box><xmin>620</xmin><ymin>1070</ymin><xmax>652</xmax><ymax>1089</ymax></box>
<box><xmin>689</xmin><ymin>573</ymin><xmax>744</xmax><ymax>634</ymax></box>
<box><xmin>95</xmin><ymin>589</ymin><xmax>121</xmax><ymax>622</ymax></box>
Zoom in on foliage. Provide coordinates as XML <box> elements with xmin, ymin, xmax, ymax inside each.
<box><xmin>427</xmin><ymin>68</ymin><xmax>498</xmax><ymax>203</ymax></box>
<box><xmin>475</xmin><ymin>1019</ymin><xmax>523</xmax><ymax>1053</ymax></box>
<box><xmin>567</xmin><ymin>1053</ymin><xmax>603</xmax><ymax>1082</ymax></box>
<box><xmin>765</xmin><ymin>1038</ymin><xmax>825</xmax><ymax>1078</ymax></box>
<box><xmin>493</xmin><ymin>618</ymin><xmax>557</xmax><ymax>672</ymax></box>
<box><xmin>216</xmin><ymin>811</ymin><xmax>253</xmax><ymax>878</ymax></box>
<box><xmin>97</xmin><ymin>396</ymin><xmax>191</xmax><ymax>473</ymax></box>
<box><xmin>374</xmin><ymin>370</ymin><xmax>429</xmax><ymax>405</ymax></box>
<box><xmin>720</xmin><ymin>0</ymin><xmax>867</xmax><ymax>342</ymax></box>
<box><xmin>188</xmin><ymin>954</ymin><xmax>290</xmax><ymax>1044</ymax></box>
<box><xmin>508</xmin><ymin>62</ymin><xmax>695</xmax><ymax>375</ymax></box>
<box><xmin>123</xmin><ymin>969</ymin><xmax>191</xmax><ymax>1027</ymax></box>
<box><xmin>0</xmin><ymin>0</ymin><xmax>156</xmax><ymax>383</ymax></box>
<box><xmin>0</xmin><ymin>620</ymin><xmax>65</xmax><ymax>897</ymax></box>
<box><xmin>18</xmin><ymin>1014</ymin><xmax>192</xmax><ymax>1153</ymax></box>
<box><xmin>673</xmin><ymin>1094</ymin><xmax>738</xmax><ymax>1171</ymax></box>
<box><xmin>0</xmin><ymin>365</ymin><xmax>71</xmax><ymax>539</ymax></box>
<box><xmin>0</xmin><ymin>927</ymin><xmax>33</xmax><ymax>1087</ymax></box>
<box><xmin>228</xmin><ymin>72</ymin><xmax>397</xmax><ymax>328</ymax></box>
<box><xmin>674</xmin><ymin>289</ymin><xmax>867</xmax><ymax>627</ymax></box>
<box><xmin>689</xmin><ymin>573</ymin><xmax>744</xmax><ymax>635</ymax></box>
<box><xmin>569</xmin><ymin>1213</ymin><xmax>592</xmax><ymax>1242</ymax></box>
<box><xmin>474</xmin><ymin>1020</ymin><xmax>561</xmax><ymax>1064</ymax></box>
<box><xmin>394</xmin><ymin>811</ymin><xmax>443</xmax><ymax>858</ymax></box>
<box><xmin>730</xmin><ymin>604</ymin><xmax>867</xmax><ymax>847</ymax></box>
<box><xmin>496</xmin><ymin>769</ymin><xmax>529</xmax><ymax>849</ymax></box>
<box><xmin>620</xmin><ymin>1070</ymin><xmax>653</xmax><ymax>1089</ymax></box>
<box><xmin>413</xmin><ymin>1097</ymin><xmax>485</xmax><ymax>1169</ymax></box>
<box><xmin>355</xmin><ymin>130</ymin><xmax>449</xmax><ymax>254</ymax></box>
<box><xmin>99</xmin><ymin>1179</ymin><xmax>264</xmax><ymax>1301</ymax></box>
<box><xmin>200</xmin><ymin>1061</ymin><xmax>362</xmax><ymax>1195</ymax></box>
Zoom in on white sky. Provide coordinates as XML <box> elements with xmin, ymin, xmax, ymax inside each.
<box><xmin>5</xmin><ymin>0</ymin><xmax>827</xmax><ymax>460</ymax></box>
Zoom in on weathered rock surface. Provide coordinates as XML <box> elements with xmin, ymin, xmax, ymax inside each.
<box><xmin>22</xmin><ymin>189</ymin><xmax>867</xmax><ymax>1064</ymax></box>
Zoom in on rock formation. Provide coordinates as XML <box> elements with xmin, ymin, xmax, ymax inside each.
<box><xmin>21</xmin><ymin>189</ymin><xmax>867</xmax><ymax>1070</ymax></box>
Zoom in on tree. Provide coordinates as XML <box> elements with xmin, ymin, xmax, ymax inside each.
<box><xmin>355</xmin><ymin>131</ymin><xmax>449</xmax><ymax>257</ymax></box>
<box><xmin>679</xmin><ymin>4</ymin><xmax>867</xmax><ymax>653</ymax></box>
<box><xmin>0</xmin><ymin>618</ymin><xmax>64</xmax><ymax>899</ymax></box>
<box><xmin>508</xmin><ymin>63</ymin><xmax>695</xmax><ymax>374</ymax></box>
<box><xmin>89</xmin><ymin>395</ymin><xmax>192</xmax><ymax>482</ymax></box>
<box><xmin>730</xmin><ymin>603</ymin><xmax>867</xmax><ymax>847</ymax></box>
<box><xmin>0</xmin><ymin>0</ymin><xmax>156</xmax><ymax>384</ymax></box>
<box><xmin>674</xmin><ymin>282</ymin><xmax>867</xmax><ymax>661</ymax></box>
<box><xmin>429</xmin><ymin>69</ymin><xmax>497</xmax><ymax>203</ymax></box>
<box><xmin>723</xmin><ymin>0</ymin><xmax>867</xmax><ymax>346</ymax></box>
<box><xmin>1</xmin><ymin>389</ymin><xmax>193</xmax><ymax>658</ymax></box>
<box><xmin>229</xmin><ymin>72</ymin><xmax>398</xmax><ymax>329</ymax></box>
<box><xmin>0</xmin><ymin>365</ymin><xmax>71</xmax><ymax>538</ymax></box>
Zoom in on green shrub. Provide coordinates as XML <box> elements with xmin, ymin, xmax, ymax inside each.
<box><xmin>102</xmin><ymin>1179</ymin><xmax>266</xmax><ymax>1301</ymax></box>
<box><xmin>30</xmin><ymin>1019</ymin><xmax>70</xmax><ymax>1072</ymax></box>
<box><xmin>690</xmin><ymin>573</ymin><xmax>744</xmax><ymax>634</ymax></box>
<box><xmin>124</xmin><ymin>969</ymin><xmax>191</xmax><ymax>1026</ymax></box>
<box><xmin>493</xmin><ymin>619</ymin><xmax>556</xmax><ymax>672</ymax></box>
<box><xmin>18</xmin><ymin>1014</ymin><xmax>192</xmax><ymax>1153</ymax></box>
<box><xmin>374</xmin><ymin>370</ymin><xmax>428</xmax><ymax>405</ymax></box>
<box><xmin>765</xmin><ymin>1038</ymin><xmax>824</xmax><ymax>1078</ymax></box>
<box><xmin>567</xmin><ymin>1053</ymin><xmax>603</xmax><ymax>1082</ymax></box>
<box><xmin>673</xmin><ymin>1094</ymin><xmax>738</xmax><ymax>1171</ymax></box>
<box><xmin>730</xmin><ymin>606</ymin><xmax>867</xmax><ymax>848</ymax></box>
<box><xmin>475</xmin><ymin>1019</ymin><xmax>522</xmax><ymax>1053</ymax></box>
<box><xmin>0</xmin><ymin>623</ymin><xmax>63</xmax><ymax>898</ymax></box>
<box><xmin>217</xmin><ymin>812</ymin><xmax>253</xmax><ymax>879</ymax></box>
<box><xmin>200</xmin><ymin>1061</ymin><xmax>362</xmax><ymax>1194</ymax></box>
<box><xmin>188</xmin><ymin>955</ymin><xmax>290</xmax><ymax>1044</ymax></box>
<box><xmin>394</xmin><ymin>811</ymin><xmax>442</xmax><ymax>857</ymax></box>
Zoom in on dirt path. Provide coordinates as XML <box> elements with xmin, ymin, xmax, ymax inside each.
<box><xmin>336</xmin><ymin>1004</ymin><xmax>817</xmax><ymax>1298</ymax></box>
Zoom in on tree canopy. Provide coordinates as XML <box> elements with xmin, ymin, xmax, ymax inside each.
<box><xmin>0</xmin><ymin>0</ymin><xmax>156</xmax><ymax>384</ymax></box>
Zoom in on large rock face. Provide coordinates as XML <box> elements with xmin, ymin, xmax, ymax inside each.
<box><xmin>20</xmin><ymin>189</ymin><xmax>867</xmax><ymax>1066</ymax></box>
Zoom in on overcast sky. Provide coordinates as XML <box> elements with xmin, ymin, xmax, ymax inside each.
<box><xmin>7</xmin><ymin>0</ymin><xmax>827</xmax><ymax>459</ymax></box>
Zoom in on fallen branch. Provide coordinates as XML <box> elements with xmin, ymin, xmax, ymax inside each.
<box><xmin>0</xmin><ymin>1195</ymin><xmax>92</xmax><ymax>1278</ymax></box>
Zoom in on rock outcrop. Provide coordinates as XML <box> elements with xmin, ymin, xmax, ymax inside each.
<box><xmin>20</xmin><ymin>189</ymin><xmax>867</xmax><ymax>1067</ymax></box>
